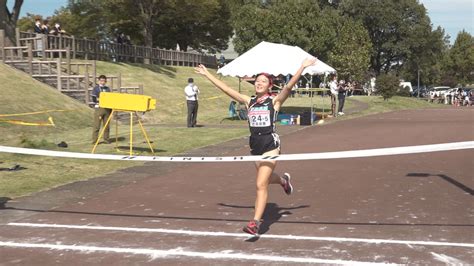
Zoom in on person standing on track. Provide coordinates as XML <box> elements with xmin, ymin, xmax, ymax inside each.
<box><xmin>194</xmin><ymin>57</ymin><xmax>317</xmax><ymax>235</ymax></box>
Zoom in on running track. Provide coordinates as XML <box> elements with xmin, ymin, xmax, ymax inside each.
<box><xmin>1</xmin><ymin>107</ymin><xmax>473</xmax><ymax>265</ymax></box>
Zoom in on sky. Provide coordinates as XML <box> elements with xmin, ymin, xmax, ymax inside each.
<box><xmin>10</xmin><ymin>0</ymin><xmax>473</xmax><ymax>43</ymax></box>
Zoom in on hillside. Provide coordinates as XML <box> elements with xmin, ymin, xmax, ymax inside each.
<box><xmin>0</xmin><ymin>63</ymin><xmax>92</xmax><ymax>143</ymax></box>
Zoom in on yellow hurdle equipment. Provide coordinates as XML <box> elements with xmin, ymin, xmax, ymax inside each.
<box><xmin>92</xmin><ymin>92</ymin><xmax>156</xmax><ymax>156</ymax></box>
<box><xmin>99</xmin><ymin>92</ymin><xmax>156</xmax><ymax>112</ymax></box>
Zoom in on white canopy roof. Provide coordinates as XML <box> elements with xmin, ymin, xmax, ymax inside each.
<box><xmin>217</xmin><ymin>41</ymin><xmax>336</xmax><ymax>77</ymax></box>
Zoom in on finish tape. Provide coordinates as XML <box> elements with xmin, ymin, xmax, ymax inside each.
<box><xmin>0</xmin><ymin>141</ymin><xmax>472</xmax><ymax>162</ymax></box>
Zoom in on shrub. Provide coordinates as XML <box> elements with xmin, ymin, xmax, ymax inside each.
<box><xmin>376</xmin><ymin>73</ymin><xmax>400</xmax><ymax>100</ymax></box>
<box><xmin>397</xmin><ymin>85</ymin><xmax>412</xmax><ymax>97</ymax></box>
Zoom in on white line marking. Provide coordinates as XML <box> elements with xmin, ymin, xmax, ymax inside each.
<box><xmin>0</xmin><ymin>241</ymin><xmax>395</xmax><ymax>265</ymax></box>
<box><xmin>9</xmin><ymin>222</ymin><xmax>474</xmax><ymax>248</ymax></box>
<box><xmin>0</xmin><ymin>141</ymin><xmax>473</xmax><ymax>162</ymax></box>
<box><xmin>431</xmin><ymin>252</ymin><xmax>466</xmax><ymax>264</ymax></box>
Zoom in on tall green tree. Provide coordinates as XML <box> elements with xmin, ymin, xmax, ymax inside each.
<box><xmin>154</xmin><ymin>0</ymin><xmax>232</xmax><ymax>52</ymax></box>
<box><xmin>340</xmin><ymin>0</ymin><xmax>433</xmax><ymax>75</ymax></box>
<box><xmin>102</xmin><ymin>0</ymin><xmax>165</xmax><ymax>47</ymax></box>
<box><xmin>52</xmin><ymin>1</ymin><xmax>107</xmax><ymax>40</ymax></box>
<box><xmin>400</xmin><ymin>26</ymin><xmax>449</xmax><ymax>86</ymax></box>
<box><xmin>327</xmin><ymin>17</ymin><xmax>372</xmax><ymax>82</ymax></box>
<box><xmin>232</xmin><ymin>0</ymin><xmax>341</xmax><ymax>60</ymax></box>
<box><xmin>444</xmin><ymin>30</ymin><xmax>474</xmax><ymax>86</ymax></box>
<box><xmin>0</xmin><ymin>0</ymin><xmax>23</xmax><ymax>45</ymax></box>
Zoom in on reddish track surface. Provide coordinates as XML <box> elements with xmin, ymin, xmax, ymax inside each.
<box><xmin>1</xmin><ymin>107</ymin><xmax>473</xmax><ymax>265</ymax></box>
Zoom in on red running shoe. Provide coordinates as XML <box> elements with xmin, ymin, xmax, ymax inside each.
<box><xmin>243</xmin><ymin>220</ymin><xmax>260</xmax><ymax>235</ymax></box>
<box><xmin>281</xmin><ymin>173</ymin><xmax>293</xmax><ymax>195</ymax></box>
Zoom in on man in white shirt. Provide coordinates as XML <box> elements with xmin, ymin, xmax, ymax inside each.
<box><xmin>184</xmin><ymin>78</ymin><xmax>199</xmax><ymax>127</ymax></box>
<box><xmin>329</xmin><ymin>75</ymin><xmax>338</xmax><ymax>117</ymax></box>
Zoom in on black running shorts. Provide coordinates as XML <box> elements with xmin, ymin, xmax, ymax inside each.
<box><xmin>249</xmin><ymin>133</ymin><xmax>280</xmax><ymax>155</ymax></box>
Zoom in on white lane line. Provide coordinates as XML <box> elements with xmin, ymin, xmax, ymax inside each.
<box><xmin>0</xmin><ymin>241</ymin><xmax>396</xmax><ymax>265</ymax></box>
<box><xmin>0</xmin><ymin>141</ymin><xmax>473</xmax><ymax>162</ymax></box>
<box><xmin>9</xmin><ymin>222</ymin><xmax>474</xmax><ymax>248</ymax></box>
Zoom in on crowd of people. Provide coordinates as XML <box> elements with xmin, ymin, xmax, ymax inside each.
<box><xmin>34</xmin><ymin>18</ymin><xmax>67</xmax><ymax>36</ymax></box>
<box><xmin>429</xmin><ymin>88</ymin><xmax>473</xmax><ymax>107</ymax></box>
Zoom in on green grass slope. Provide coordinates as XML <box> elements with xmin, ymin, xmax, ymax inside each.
<box><xmin>0</xmin><ymin>63</ymin><xmax>92</xmax><ymax>143</ymax></box>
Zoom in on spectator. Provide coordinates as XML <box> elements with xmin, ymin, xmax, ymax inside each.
<box><xmin>41</xmin><ymin>19</ymin><xmax>50</xmax><ymax>34</ymax></box>
<box><xmin>34</xmin><ymin>18</ymin><xmax>42</xmax><ymax>33</ymax></box>
<box><xmin>429</xmin><ymin>90</ymin><xmax>435</xmax><ymax>103</ymax></box>
<box><xmin>116</xmin><ymin>33</ymin><xmax>124</xmax><ymax>44</ymax></box>
<box><xmin>462</xmin><ymin>89</ymin><xmax>469</xmax><ymax>106</ymax></box>
<box><xmin>124</xmin><ymin>35</ymin><xmax>132</xmax><ymax>45</ymax></box>
<box><xmin>91</xmin><ymin>75</ymin><xmax>112</xmax><ymax>144</ymax></box>
<box><xmin>50</xmin><ymin>23</ymin><xmax>67</xmax><ymax>35</ymax></box>
<box><xmin>337</xmin><ymin>80</ymin><xmax>346</xmax><ymax>115</ymax></box>
<box><xmin>329</xmin><ymin>75</ymin><xmax>338</xmax><ymax>117</ymax></box>
<box><xmin>219</xmin><ymin>54</ymin><xmax>226</xmax><ymax>68</ymax></box>
<box><xmin>184</xmin><ymin>77</ymin><xmax>199</xmax><ymax>127</ymax></box>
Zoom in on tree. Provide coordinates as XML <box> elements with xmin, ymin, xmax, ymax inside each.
<box><xmin>232</xmin><ymin>0</ymin><xmax>341</xmax><ymax>59</ymax></box>
<box><xmin>340</xmin><ymin>0</ymin><xmax>433</xmax><ymax>75</ymax></box>
<box><xmin>52</xmin><ymin>1</ymin><xmax>108</xmax><ymax>40</ymax></box>
<box><xmin>327</xmin><ymin>16</ymin><xmax>372</xmax><ymax>83</ymax></box>
<box><xmin>376</xmin><ymin>73</ymin><xmax>399</xmax><ymax>100</ymax></box>
<box><xmin>154</xmin><ymin>0</ymin><xmax>233</xmax><ymax>52</ymax></box>
<box><xmin>444</xmin><ymin>31</ymin><xmax>474</xmax><ymax>86</ymax></box>
<box><xmin>400</xmin><ymin>26</ymin><xmax>449</xmax><ymax>86</ymax></box>
<box><xmin>0</xmin><ymin>0</ymin><xmax>23</xmax><ymax>45</ymax></box>
<box><xmin>103</xmin><ymin>0</ymin><xmax>165</xmax><ymax>48</ymax></box>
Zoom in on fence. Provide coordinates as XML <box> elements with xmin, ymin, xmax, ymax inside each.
<box><xmin>17</xmin><ymin>29</ymin><xmax>217</xmax><ymax>67</ymax></box>
<box><xmin>0</xmin><ymin>29</ymin><xmax>144</xmax><ymax>105</ymax></box>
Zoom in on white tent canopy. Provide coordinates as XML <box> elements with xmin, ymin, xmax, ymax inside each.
<box><xmin>217</xmin><ymin>41</ymin><xmax>336</xmax><ymax>77</ymax></box>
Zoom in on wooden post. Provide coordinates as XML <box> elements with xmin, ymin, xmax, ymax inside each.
<box><xmin>139</xmin><ymin>84</ymin><xmax>143</xmax><ymax>94</ymax></box>
<box><xmin>66</xmin><ymin>46</ymin><xmax>71</xmax><ymax>74</ymax></box>
<box><xmin>27</xmin><ymin>44</ymin><xmax>33</xmax><ymax>75</ymax></box>
<box><xmin>118</xmin><ymin>73</ymin><xmax>122</xmax><ymax>90</ymax></box>
<box><xmin>85</xmin><ymin>71</ymin><xmax>90</xmax><ymax>104</ymax></box>
<box><xmin>57</xmin><ymin>58</ymin><xmax>62</xmax><ymax>91</ymax></box>
<box><xmin>0</xmin><ymin>30</ymin><xmax>4</xmax><ymax>62</ymax></box>
<box><xmin>41</xmin><ymin>34</ymin><xmax>47</xmax><ymax>60</ymax></box>
<box><xmin>92</xmin><ymin>60</ymin><xmax>97</xmax><ymax>86</ymax></box>
<box><xmin>58</xmin><ymin>35</ymin><xmax>63</xmax><ymax>50</ymax></box>
<box><xmin>133</xmin><ymin>46</ymin><xmax>137</xmax><ymax>63</ymax></box>
<box><xmin>144</xmin><ymin>47</ymin><xmax>150</xmax><ymax>64</ymax></box>
<box><xmin>15</xmin><ymin>28</ymin><xmax>20</xmax><ymax>46</ymax></box>
<box><xmin>72</xmin><ymin>36</ymin><xmax>76</xmax><ymax>59</ymax></box>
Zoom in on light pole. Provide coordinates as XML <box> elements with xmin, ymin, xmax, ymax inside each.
<box><xmin>417</xmin><ymin>68</ymin><xmax>420</xmax><ymax>98</ymax></box>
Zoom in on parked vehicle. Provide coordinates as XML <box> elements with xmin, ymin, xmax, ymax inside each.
<box><xmin>399</xmin><ymin>82</ymin><xmax>413</xmax><ymax>93</ymax></box>
<box><xmin>428</xmin><ymin>86</ymin><xmax>451</xmax><ymax>96</ymax></box>
<box><xmin>412</xmin><ymin>86</ymin><xmax>429</xmax><ymax>97</ymax></box>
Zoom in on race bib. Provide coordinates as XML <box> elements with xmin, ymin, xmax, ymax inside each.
<box><xmin>248</xmin><ymin>109</ymin><xmax>271</xmax><ymax>127</ymax></box>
